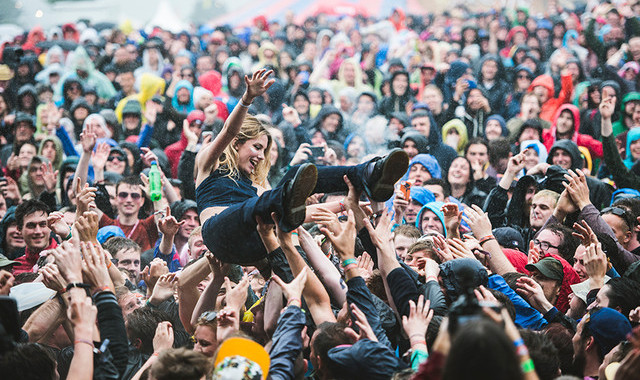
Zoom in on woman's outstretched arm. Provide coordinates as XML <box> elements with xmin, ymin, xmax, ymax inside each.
<box><xmin>195</xmin><ymin>69</ymin><xmax>274</xmax><ymax>186</ymax></box>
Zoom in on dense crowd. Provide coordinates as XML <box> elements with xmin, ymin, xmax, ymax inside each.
<box><xmin>2</xmin><ymin>1</ymin><xmax>640</xmax><ymax>379</ymax></box>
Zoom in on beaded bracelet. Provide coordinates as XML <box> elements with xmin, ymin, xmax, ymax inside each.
<box><xmin>341</xmin><ymin>258</ymin><xmax>357</xmax><ymax>267</ymax></box>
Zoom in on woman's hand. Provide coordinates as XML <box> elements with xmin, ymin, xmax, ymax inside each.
<box><xmin>244</xmin><ymin>69</ymin><xmax>275</xmax><ymax>102</ymax></box>
<box><xmin>289</xmin><ymin>143</ymin><xmax>312</xmax><ymax>166</ymax></box>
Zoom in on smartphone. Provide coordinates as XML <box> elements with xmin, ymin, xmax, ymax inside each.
<box><xmin>309</xmin><ymin>146</ymin><xmax>325</xmax><ymax>160</ymax></box>
<box><xmin>399</xmin><ymin>181</ymin><xmax>411</xmax><ymax>200</ymax></box>
<box><xmin>202</xmin><ymin>131</ymin><xmax>213</xmax><ymax>139</ymax></box>
<box><xmin>299</xmin><ymin>71</ymin><xmax>310</xmax><ymax>84</ymax></box>
<box><xmin>466</xmin><ymin>79</ymin><xmax>477</xmax><ymax>89</ymax></box>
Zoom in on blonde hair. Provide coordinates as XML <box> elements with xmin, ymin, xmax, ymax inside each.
<box><xmin>218</xmin><ymin>115</ymin><xmax>272</xmax><ymax>186</ymax></box>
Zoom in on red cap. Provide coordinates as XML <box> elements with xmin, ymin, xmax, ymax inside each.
<box><xmin>187</xmin><ymin>110</ymin><xmax>205</xmax><ymax>125</ymax></box>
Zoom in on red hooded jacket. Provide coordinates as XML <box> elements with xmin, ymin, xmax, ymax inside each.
<box><xmin>542</xmin><ymin>104</ymin><xmax>603</xmax><ymax>158</ymax></box>
<box><xmin>529</xmin><ymin>73</ymin><xmax>573</xmax><ymax>123</ymax></box>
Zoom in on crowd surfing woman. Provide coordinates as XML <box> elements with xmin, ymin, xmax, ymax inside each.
<box><xmin>194</xmin><ymin>69</ymin><xmax>409</xmax><ymax>265</ymax></box>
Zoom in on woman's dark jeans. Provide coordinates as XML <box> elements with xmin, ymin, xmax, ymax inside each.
<box><xmin>202</xmin><ymin>163</ymin><xmax>368</xmax><ymax>264</ymax></box>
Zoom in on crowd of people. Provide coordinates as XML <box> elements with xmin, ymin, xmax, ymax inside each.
<box><xmin>2</xmin><ymin>1</ymin><xmax>640</xmax><ymax>379</ymax></box>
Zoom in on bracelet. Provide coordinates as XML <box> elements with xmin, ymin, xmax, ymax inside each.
<box><xmin>66</xmin><ymin>282</ymin><xmax>91</xmax><ymax>293</ymax></box>
<box><xmin>63</xmin><ymin>227</ymin><xmax>73</xmax><ymax>241</ymax></box>
<box><xmin>425</xmin><ymin>275</ymin><xmax>437</xmax><ymax>283</ymax></box>
<box><xmin>521</xmin><ymin>358</ymin><xmax>535</xmax><ymax>373</ymax></box>
<box><xmin>291</xmin><ymin>231</ymin><xmax>299</xmax><ymax>237</ymax></box>
<box><xmin>409</xmin><ymin>333</ymin><xmax>425</xmax><ymax>341</ymax></box>
<box><xmin>152</xmin><ymin>352</ymin><xmax>160</xmax><ymax>357</ymax></box>
<box><xmin>106</xmin><ymin>260</ymin><xmax>112</xmax><ymax>269</ymax></box>
<box><xmin>411</xmin><ymin>340</ymin><xmax>427</xmax><ymax>347</ymax></box>
<box><xmin>239</xmin><ymin>98</ymin><xmax>252</xmax><ymax>108</ymax></box>
<box><xmin>74</xmin><ymin>339</ymin><xmax>94</xmax><ymax>348</ymax></box>
<box><xmin>287</xmin><ymin>298</ymin><xmax>301</xmax><ymax>307</ymax></box>
<box><xmin>479</xmin><ymin>235</ymin><xmax>496</xmax><ymax>245</ymax></box>
<box><xmin>343</xmin><ymin>263</ymin><xmax>358</xmax><ymax>271</ymax></box>
<box><xmin>92</xmin><ymin>285</ymin><xmax>111</xmax><ymax>296</ymax></box>
<box><xmin>341</xmin><ymin>258</ymin><xmax>357</xmax><ymax>267</ymax></box>
<box><xmin>339</xmin><ymin>200</ymin><xmax>346</xmax><ymax>213</ymax></box>
<box><xmin>513</xmin><ymin>338</ymin><xmax>524</xmax><ymax>347</ymax></box>
<box><xmin>517</xmin><ymin>345</ymin><xmax>529</xmax><ymax>357</ymax></box>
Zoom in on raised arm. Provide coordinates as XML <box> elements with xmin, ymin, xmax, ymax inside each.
<box><xmin>195</xmin><ymin>69</ymin><xmax>274</xmax><ymax>187</ymax></box>
<box><xmin>463</xmin><ymin>205</ymin><xmax>516</xmax><ymax>275</ymax></box>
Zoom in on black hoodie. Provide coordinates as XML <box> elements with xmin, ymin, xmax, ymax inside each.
<box><xmin>378</xmin><ymin>71</ymin><xmax>414</xmax><ymax>118</ymax></box>
<box><xmin>477</xmin><ymin>54</ymin><xmax>511</xmax><ymax>117</ymax></box>
<box><xmin>409</xmin><ymin>111</ymin><xmax>458</xmax><ymax>173</ymax></box>
<box><xmin>310</xmin><ymin>105</ymin><xmax>349</xmax><ymax>143</ymax></box>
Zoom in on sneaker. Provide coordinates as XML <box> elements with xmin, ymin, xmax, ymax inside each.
<box><xmin>280</xmin><ymin>163</ymin><xmax>317</xmax><ymax>231</ymax></box>
<box><xmin>363</xmin><ymin>149</ymin><xmax>409</xmax><ymax>202</ymax></box>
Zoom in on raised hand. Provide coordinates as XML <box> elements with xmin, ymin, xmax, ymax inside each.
<box><xmin>91</xmin><ymin>142</ymin><xmax>110</xmax><ymax>172</ymax></box>
<box><xmin>572</xmin><ymin>220</ymin><xmax>598</xmax><ymax>247</ymax></box>
<box><xmin>402</xmin><ymin>295</ymin><xmax>433</xmax><ymax>348</ymax></box>
<box><xmin>153</xmin><ymin>321</ymin><xmax>174</xmax><ymax>353</ymax></box>
<box><xmin>432</xmin><ymin>235</ymin><xmax>454</xmax><ymax>263</ymax></box>
<box><xmin>149</xmin><ymin>273</ymin><xmax>178</xmax><ymax>305</ymax></box>
<box><xmin>563</xmin><ymin>169</ymin><xmax>591</xmax><ymax>210</ymax></box>
<box><xmin>47</xmin><ymin>211</ymin><xmax>70</xmax><ymax>239</ymax></box>
<box><xmin>392</xmin><ymin>188</ymin><xmax>408</xmax><ymax>224</ymax></box>
<box><xmin>461</xmin><ymin>205</ymin><xmax>493</xmax><ymax>240</ymax></box>
<box><xmin>527</xmin><ymin>240</ymin><xmax>542</xmax><ymax>265</ymax></box>
<box><xmin>506</xmin><ymin>148</ymin><xmax>528</xmax><ymax>176</ymax></box>
<box><xmin>51</xmin><ymin>241</ymin><xmax>83</xmax><ymax>283</ymax></box>
<box><xmin>80</xmin><ymin>123</ymin><xmax>97</xmax><ymax>153</ymax></box>
<box><xmin>474</xmin><ymin>285</ymin><xmax>498</xmax><ymax>304</ymax></box>
<box><xmin>289</xmin><ymin>143</ymin><xmax>312</xmax><ymax>166</ymax></box>
<box><xmin>441</xmin><ymin>203</ymin><xmax>462</xmax><ymax>239</ymax></box>
<box><xmin>282</xmin><ymin>103</ymin><xmax>301</xmax><ymax>127</ymax></box>
<box><xmin>584</xmin><ymin>243</ymin><xmax>607</xmax><ymax>288</ymax></box>
<box><xmin>141</xmin><ymin>258</ymin><xmax>169</xmax><ymax>292</ymax></box>
<box><xmin>244</xmin><ymin>69</ymin><xmax>275</xmax><ymax>101</ymax></box>
<box><xmin>320</xmin><ymin>209</ymin><xmax>357</xmax><ymax>260</ymax></box>
<box><xmin>67</xmin><ymin>294</ymin><xmax>97</xmax><ymax>340</ymax></box>
<box><xmin>81</xmin><ymin>242</ymin><xmax>114</xmax><ymax>293</ymax></box>
<box><xmin>205</xmin><ymin>252</ymin><xmax>229</xmax><ymax>282</ymax></box>
<box><xmin>447</xmin><ymin>238</ymin><xmax>475</xmax><ymax>259</ymax></box>
<box><xmin>223</xmin><ymin>274</ymin><xmax>250</xmax><ymax>312</ymax></box>
<box><xmin>158</xmin><ymin>206</ymin><xmax>184</xmax><ymax>237</ymax></box>
<box><xmin>46</xmin><ymin>103</ymin><xmax>63</xmax><ymax>128</ymax></box>
<box><xmin>140</xmin><ymin>147</ymin><xmax>159</xmax><ymax>168</ymax></box>
<box><xmin>599</xmin><ymin>95</ymin><xmax>615</xmax><ymax>120</ymax></box>
<box><xmin>182</xmin><ymin>119</ymin><xmax>199</xmax><ymax>145</ymax></box>
<box><xmin>272</xmin><ymin>266</ymin><xmax>308</xmax><ymax>305</ymax></box>
<box><xmin>75</xmin><ymin>181</ymin><xmax>97</xmax><ymax>216</ymax></box>
<box><xmin>310</xmin><ymin>206</ymin><xmax>342</xmax><ymax>236</ymax></box>
<box><xmin>75</xmin><ymin>211</ymin><xmax>100</xmax><ymax>243</ymax></box>
<box><xmin>40</xmin><ymin>263</ymin><xmax>68</xmax><ymax>292</ymax></box>
<box><xmin>42</xmin><ymin>161</ymin><xmax>58</xmax><ymax>193</ymax></box>
<box><xmin>350</xmin><ymin>303</ymin><xmax>378</xmax><ymax>342</ymax></box>
<box><xmin>516</xmin><ymin>276</ymin><xmax>554</xmax><ymax>313</ymax></box>
<box><xmin>356</xmin><ymin>252</ymin><xmax>374</xmax><ymax>281</ymax></box>
<box><xmin>144</xmin><ymin>100</ymin><xmax>158</xmax><ymax>126</ymax></box>
<box><xmin>554</xmin><ymin>189</ymin><xmax>577</xmax><ymax>220</ymax></box>
<box><xmin>363</xmin><ymin>208</ymin><xmax>393</xmax><ymax>251</ymax></box>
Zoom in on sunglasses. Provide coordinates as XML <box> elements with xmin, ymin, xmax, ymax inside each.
<box><xmin>108</xmin><ymin>154</ymin><xmax>125</xmax><ymax>162</ymax></box>
<box><xmin>199</xmin><ymin>310</ymin><xmax>217</xmax><ymax>322</ymax></box>
<box><xmin>601</xmin><ymin>206</ymin><xmax>634</xmax><ymax>228</ymax></box>
<box><xmin>118</xmin><ymin>192</ymin><xmax>141</xmax><ymax>200</ymax></box>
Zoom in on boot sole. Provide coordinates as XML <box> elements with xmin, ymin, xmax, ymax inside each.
<box><xmin>282</xmin><ymin>164</ymin><xmax>318</xmax><ymax>230</ymax></box>
<box><xmin>369</xmin><ymin>149</ymin><xmax>409</xmax><ymax>202</ymax></box>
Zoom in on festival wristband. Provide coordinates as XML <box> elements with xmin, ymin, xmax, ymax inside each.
<box><xmin>521</xmin><ymin>358</ymin><xmax>535</xmax><ymax>373</ymax></box>
<box><xmin>343</xmin><ymin>263</ymin><xmax>358</xmax><ymax>271</ymax></box>
<box><xmin>341</xmin><ymin>258</ymin><xmax>357</xmax><ymax>267</ymax></box>
<box><xmin>479</xmin><ymin>235</ymin><xmax>496</xmax><ymax>245</ymax></box>
<box><xmin>74</xmin><ymin>339</ymin><xmax>94</xmax><ymax>348</ymax></box>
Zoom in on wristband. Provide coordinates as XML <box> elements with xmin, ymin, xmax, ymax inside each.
<box><xmin>239</xmin><ymin>98</ymin><xmax>252</xmax><ymax>108</ymax></box>
<box><xmin>74</xmin><ymin>339</ymin><xmax>94</xmax><ymax>348</ymax></box>
<box><xmin>339</xmin><ymin>200</ymin><xmax>346</xmax><ymax>213</ymax></box>
<box><xmin>425</xmin><ymin>275</ymin><xmax>437</xmax><ymax>283</ymax></box>
<box><xmin>291</xmin><ymin>231</ymin><xmax>299</xmax><ymax>237</ymax></box>
<box><xmin>63</xmin><ymin>227</ymin><xmax>73</xmax><ymax>241</ymax></box>
<box><xmin>92</xmin><ymin>285</ymin><xmax>111</xmax><ymax>296</ymax></box>
<box><xmin>106</xmin><ymin>260</ymin><xmax>112</xmax><ymax>269</ymax></box>
<box><xmin>411</xmin><ymin>340</ymin><xmax>427</xmax><ymax>347</ymax></box>
<box><xmin>287</xmin><ymin>298</ymin><xmax>301</xmax><ymax>307</ymax></box>
<box><xmin>152</xmin><ymin>352</ymin><xmax>160</xmax><ymax>357</ymax></box>
<box><xmin>479</xmin><ymin>235</ymin><xmax>496</xmax><ymax>245</ymax></box>
<box><xmin>343</xmin><ymin>263</ymin><xmax>358</xmax><ymax>271</ymax></box>
<box><xmin>521</xmin><ymin>358</ymin><xmax>535</xmax><ymax>373</ymax></box>
<box><xmin>66</xmin><ymin>282</ymin><xmax>91</xmax><ymax>293</ymax></box>
<box><xmin>513</xmin><ymin>338</ymin><xmax>524</xmax><ymax>347</ymax></box>
<box><xmin>517</xmin><ymin>345</ymin><xmax>529</xmax><ymax>357</ymax></box>
<box><xmin>341</xmin><ymin>258</ymin><xmax>357</xmax><ymax>267</ymax></box>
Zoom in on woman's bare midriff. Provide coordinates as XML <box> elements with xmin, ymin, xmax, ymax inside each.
<box><xmin>200</xmin><ymin>206</ymin><xmax>228</xmax><ymax>224</ymax></box>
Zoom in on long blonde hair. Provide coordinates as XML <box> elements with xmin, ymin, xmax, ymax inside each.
<box><xmin>218</xmin><ymin>115</ymin><xmax>272</xmax><ymax>186</ymax></box>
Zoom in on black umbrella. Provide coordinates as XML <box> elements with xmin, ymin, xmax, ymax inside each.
<box><xmin>36</xmin><ymin>40</ymin><xmax>78</xmax><ymax>51</ymax></box>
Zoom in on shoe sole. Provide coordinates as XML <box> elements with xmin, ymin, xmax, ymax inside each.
<box><xmin>283</xmin><ymin>164</ymin><xmax>317</xmax><ymax>229</ymax></box>
<box><xmin>369</xmin><ymin>149</ymin><xmax>409</xmax><ymax>202</ymax></box>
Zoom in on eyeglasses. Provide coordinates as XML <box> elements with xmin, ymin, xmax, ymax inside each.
<box><xmin>118</xmin><ymin>192</ymin><xmax>142</xmax><ymax>200</ymax></box>
<box><xmin>108</xmin><ymin>154</ymin><xmax>125</xmax><ymax>162</ymax></box>
<box><xmin>533</xmin><ymin>238</ymin><xmax>559</xmax><ymax>252</ymax></box>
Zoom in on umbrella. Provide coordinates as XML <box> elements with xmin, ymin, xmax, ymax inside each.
<box><xmin>36</xmin><ymin>40</ymin><xmax>79</xmax><ymax>51</ymax></box>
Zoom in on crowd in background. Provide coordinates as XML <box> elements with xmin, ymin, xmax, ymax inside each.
<box><xmin>2</xmin><ymin>0</ymin><xmax>640</xmax><ymax>379</ymax></box>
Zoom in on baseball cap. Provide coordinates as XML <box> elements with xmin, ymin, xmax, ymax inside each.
<box><xmin>584</xmin><ymin>307</ymin><xmax>632</xmax><ymax>358</ymax></box>
<box><xmin>0</xmin><ymin>253</ymin><xmax>18</xmax><ymax>268</ymax></box>
<box><xmin>525</xmin><ymin>257</ymin><xmax>564</xmax><ymax>282</ymax></box>
<box><xmin>213</xmin><ymin>337</ymin><xmax>270</xmax><ymax>380</ymax></box>
<box><xmin>9</xmin><ymin>282</ymin><xmax>56</xmax><ymax>311</ymax></box>
<box><xmin>170</xmin><ymin>200</ymin><xmax>198</xmax><ymax>221</ymax></box>
<box><xmin>187</xmin><ymin>110</ymin><xmax>205</xmax><ymax>125</ymax></box>
<box><xmin>493</xmin><ymin>227</ymin><xmax>525</xmax><ymax>252</ymax></box>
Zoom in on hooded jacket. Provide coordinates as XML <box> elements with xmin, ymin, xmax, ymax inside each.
<box><xmin>612</xmin><ymin>92</ymin><xmax>640</xmax><ymax>137</ymax></box>
<box><xmin>17</xmin><ymin>84</ymin><xmax>37</xmax><ymax>114</ymax></box>
<box><xmin>115</xmin><ymin>73</ymin><xmax>166</xmax><ymax>123</ymax></box>
<box><xmin>56</xmin><ymin>46</ymin><xmax>116</xmax><ymax>101</ymax></box>
<box><xmin>477</xmin><ymin>54</ymin><xmax>511</xmax><ymax>116</ymax></box>
<box><xmin>170</xmin><ymin>80</ymin><xmax>195</xmax><ymax>114</ymax></box>
<box><xmin>400</xmin><ymin>131</ymin><xmax>429</xmax><ymax>156</ymax></box>
<box><xmin>410</xmin><ymin>111</ymin><xmax>458</xmax><ymax>173</ymax></box>
<box><xmin>543</xmin><ymin>104</ymin><xmax>603</xmax><ymax>159</ymax></box>
<box><xmin>401</xmin><ymin>153</ymin><xmax>442</xmax><ymax>181</ymax></box>
<box><xmin>38</xmin><ymin>135</ymin><xmax>64</xmax><ymax>170</ymax></box>
<box><xmin>439</xmin><ymin>258</ymin><xmax>489</xmax><ymax>301</ymax></box>
<box><xmin>415</xmin><ymin>201</ymin><xmax>446</xmax><ymax>236</ymax></box>
<box><xmin>623</xmin><ymin>128</ymin><xmax>640</xmax><ymax>169</ymax></box>
<box><xmin>310</xmin><ymin>105</ymin><xmax>348</xmax><ymax>142</ymax></box>
<box><xmin>442</xmin><ymin>119</ymin><xmax>469</xmax><ymax>155</ymax></box>
<box><xmin>546</xmin><ymin>140</ymin><xmax>611</xmax><ymax>209</ymax></box>
<box><xmin>379</xmin><ymin>71</ymin><xmax>414</xmax><ymax>118</ymax></box>
<box><xmin>484</xmin><ymin>114</ymin><xmax>509</xmax><ymax>139</ymax></box>
<box><xmin>328</xmin><ymin>57</ymin><xmax>373</xmax><ymax>95</ymax></box>
<box><xmin>528</xmin><ymin>73</ymin><xmax>573</xmax><ymax>122</ymax></box>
